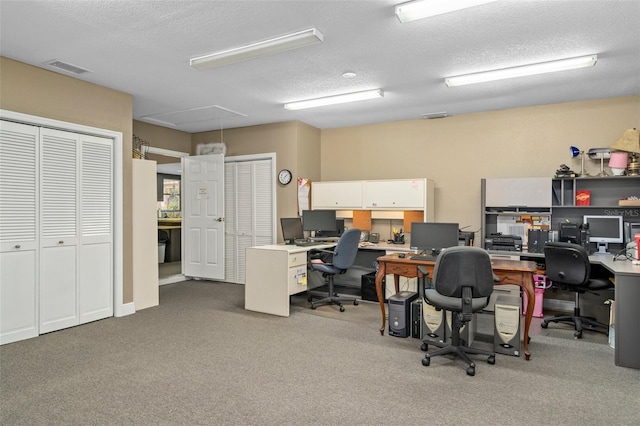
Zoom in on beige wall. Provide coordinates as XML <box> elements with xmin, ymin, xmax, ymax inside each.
<box><xmin>321</xmin><ymin>96</ymin><xmax>640</xmax><ymax>237</ymax></box>
<box><xmin>133</xmin><ymin>120</ymin><xmax>192</xmax><ymax>164</ymax></box>
<box><xmin>192</xmin><ymin>121</ymin><xmax>321</xmax><ymax>220</ymax></box>
<box><xmin>0</xmin><ymin>57</ymin><xmax>135</xmax><ymax>304</ymax></box>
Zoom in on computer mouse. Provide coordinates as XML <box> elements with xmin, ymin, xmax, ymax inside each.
<box><xmin>398</xmin><ymin>253</ymin><xmax>405</xmax><ymax>258</ymax></box>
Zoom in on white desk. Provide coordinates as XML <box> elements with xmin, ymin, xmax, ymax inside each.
<box><xmin>245</xmin><ymin>244</ymin><xmax>335</xmax><ymax>317</ymax></box>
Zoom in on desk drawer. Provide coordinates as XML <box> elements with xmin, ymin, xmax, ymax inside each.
<box><xmin>386</xmin><ymin>263</ymin><xmax>421</xmax><ymax>278</ymax></box>
<box><xmin>495</xmin><ymin>271</ymin><xmax>525</xmax><ymax>286</ymax></box>
<box><xmin>288</xmin><ymin>253</ymin><xmax>307</xmax><ymax>268</ymax></box>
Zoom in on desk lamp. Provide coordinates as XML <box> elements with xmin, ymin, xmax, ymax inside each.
<box><xmin>608</xmin><ymin>152</ymin><xmax>629</xmax><ymax>176</ymax></box>
<box><xmin>570</xmin><ymin>146</ymin><xmax>589</xmax><ymax>176</ymax></box>
<box><xmin>610</xmin><ymin>128</ymin><xmax>640</xmax><ymax>176</ymax></box>
<box><xmin>588</xmin><ymin>148</ymin><xmax>610</xmax><ymax>177</ymax></box>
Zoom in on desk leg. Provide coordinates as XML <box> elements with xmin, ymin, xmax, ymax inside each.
<box><xmin>376</xmin><ymin>263</ymin><xmax>386</xmax><ymax>335</ymax></box>
<box><xmin>521</xmin><ymin>274</ymin><xmax>535</xmax><ymax>361</ymax></box>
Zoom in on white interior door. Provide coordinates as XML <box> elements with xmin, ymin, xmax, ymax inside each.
<box><xmin>182</xmin><ymin>154</ymin><xmax>225</xmax><ymax>280</ymax></box>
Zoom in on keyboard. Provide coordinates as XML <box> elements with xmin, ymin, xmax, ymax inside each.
<box><xmin>294</xmin><ymin>240</ymin><xmax>324</xmax><ymax>247</ymax></box>
<box><xmin>409</xmin><ymin>255</ymin><xmax>438</xmax><ymax>261</ymax></box>
<box><xmin>309</xmin><ymin>237</ymin><xmax>339</xmax><ymax>242</ymax></box>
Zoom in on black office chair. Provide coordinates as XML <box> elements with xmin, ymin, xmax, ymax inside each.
<box><xmin>541</xmin><ymin>242</ymin><xmax>611</xmax><ymax>338</ymax></box>
<box><xmin>307</xmin><ymin>228</ymin><xmax>361</xmax><ymax>312</ymax></box>
<box><xmin>420</xmin><ymin>246</ymin><xmax>496</xmax><ymax>376</ymax></box>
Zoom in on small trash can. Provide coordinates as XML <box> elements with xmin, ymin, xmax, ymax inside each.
<box><xmin>158</xmin><ymin>230</ymin><xmax>170</xmax><ymax>264</ymax></box>
<box><xmin>158</xmin><ymin>243</ymin><xmax>166</xmax><ymax>264</ymax></box>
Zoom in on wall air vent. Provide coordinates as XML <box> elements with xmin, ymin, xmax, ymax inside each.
<box><xmin>43</xmin><ymin>59</ymin><xmax>93</xmax><ymax>75</ymax></box>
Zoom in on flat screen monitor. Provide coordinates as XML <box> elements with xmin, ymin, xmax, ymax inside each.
<box><xmin>280</xmin><ymin>217</ymin><xmax>304</xmax><ymax>245</ymax></box>
<box><xmin>302</xmin><ymin>210</ymin><xmax>337</xmax><ymax>233</ymax></box>
<box><xmin>410</xmin><ymin>222</ymin><xmax>460</xmax><ymax>255</ymax></box>
<box><xmin>316</xmin><ymin>219</ymin><xmax>344</xmax><ymax>237</ymax></box>
<box><xmin>583</xmin><ymin>215</ymin><xmax>623</xmax><ymax>254</ymax></box>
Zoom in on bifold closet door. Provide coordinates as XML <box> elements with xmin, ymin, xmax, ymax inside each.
<box><xmin>0</xmin><ymin>121</ymin><xmax>39</xmax><ymax>344</ymax></box>
<box><xmin>78</xmin><ymin>134</ymin><xmax>113</xmax><ymax>323</ymax></box>
<box><xmin>224</xmin><ymin>159</ymin><xmax>274</xmax><ymax>284</ymax></box>
<box><xmin>39</xmin><ymin>128</ymin><xmax>79</xmax><ymax>333</ymax></box>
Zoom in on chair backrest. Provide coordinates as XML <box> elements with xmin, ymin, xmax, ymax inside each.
<box><xmin>331</xmin><ymin>228</ymin><xmax>361</xmax><ymax>270</ymax></box>
<box><xmin>543</xmin><ymin>242</ymin><xmax>590</xmax><ymax>286</ymax></box>
<box><xmin>432</xmin><ymin>246</ymin><xmax>494</xmax><ymax>298</ymax></box>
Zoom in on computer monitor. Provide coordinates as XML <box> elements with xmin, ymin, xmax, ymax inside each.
<box><xmin>302</xmin><ymin>210</ymin><xmax>337</xmax><ymax>233</ymax></box>
<box><xmin>583</xmin><ymin>215</ymin><xmax>623</xmax><ymax>254</ymax></box>
<box><xmin>280</xmin><ymin>217</ymin><xmax>304</xmax><ymax>245</ymax></box>
<box><xmin>410</xmin><ymin>222</ymin><xmax>460</xmax><ymax>255</ymax></box>
<box><xmin>316</xmin><ymin>219</ymin><xmax>344</xmax><ymax>238</ymax></box>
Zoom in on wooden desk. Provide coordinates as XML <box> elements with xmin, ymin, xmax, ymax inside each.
<box><xmin>375</xmin><ymin>254</ymin><xmax>537</xmax><ymax>360</ymax></box>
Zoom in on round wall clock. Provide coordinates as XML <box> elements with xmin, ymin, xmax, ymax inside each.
<box><xmin>278</xmin><ymin>169</ymin><xmax>292</xmax><ymax>185</ymax></box>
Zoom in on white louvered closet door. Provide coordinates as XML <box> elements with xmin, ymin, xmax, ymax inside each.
<box><xmin>78</xmin><ymin>135</ymin><xmax>113</xmax><ymax>323</ymax></box>
<box><xmin>39</xmin><ymin>128</ymin><xmax>80</xmax><ymax>333</ymax></box>
<box><xmin>224</xmin><ymin>158</ymin><xmax>274</xmax><ymax>284</ymax></box>
<box><xmin>0</xmin><ymin>121</ymin><xmax>39</xmax><ymax>344</ymax></box>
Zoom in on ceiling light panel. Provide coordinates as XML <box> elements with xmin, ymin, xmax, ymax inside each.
<box><xmin>395</xmin><ymin>0</ymin><xmax>497</xmax><ymax>23</ymax></box>
<box><xmin>284</xmin><ymin>89</ymin><xmax>384</xmax><ymax>111</ymax></box>
<box><xmin>190</xmin><ymin>28</ymin><xmax>323</xmax><ymax>70</ymax></box>
<box><xmin>445</xmin><ymin>55</ymin><xmax>598</xmax><ymax>87</ymax></box>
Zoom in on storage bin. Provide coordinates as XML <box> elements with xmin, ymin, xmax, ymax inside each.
<box><xmin>158</xmin><ymin>243</ymin><xmax>166</xmax><ymax>264</ymax></box>
<box><xmin>522</xmin><ymin>274</ymin><xmax>547</xmax><ymax>318</ymax></box>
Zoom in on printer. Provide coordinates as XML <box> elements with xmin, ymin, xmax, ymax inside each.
<box><xmin>485</xmin><ymin>233</ymin><xmax>523</xmax><ymax>251</ymax></box>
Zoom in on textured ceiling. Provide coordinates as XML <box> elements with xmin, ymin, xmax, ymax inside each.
<box><xmin>1</xmin><ymin>0</ymin><xmax>639</xmax><ymax>133</ymax></box>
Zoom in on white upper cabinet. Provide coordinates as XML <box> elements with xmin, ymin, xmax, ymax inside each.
<box><xmin>312</xmin><ymin>181</ymin><xmax>363</xmax><ymax>209</ymax></box>
<box><xmin>484</xmin><ymin>177</ymin><xmax>552</xmax><ymax>207</ymax></box>
<box><xmin>363</xmin><ymin>179</ymin><xmax>426</xmax><ymax>209</ymax></box>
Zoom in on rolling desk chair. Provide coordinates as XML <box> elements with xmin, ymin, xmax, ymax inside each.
<box><xmin>541</xmin><ymin>242</ymin><xmax>611</xmax><ymax>338</ymax></box>
<box><xmin>307</xmin><ymin>228</ymin><xmax>361</xmax><ymax>312</ymax></box>
<box><xmin>420</xmin><ymin>246</ymin><xmax>497</xmax><ymax>376</ymax></box>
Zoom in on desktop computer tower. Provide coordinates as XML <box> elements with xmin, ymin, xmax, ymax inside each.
<box><xmin>388</xmin><ymin>291</ymin><xmax>418</xmax><ymax>338</ymax></box>
<box><xmin>445</xmin><ymin>311</ymin><xmax>476</xmax><ymax>346</ymax></box>
<box><xmin>421</xmin><ymin>301</ymin><xmax>446</xmax><ymax>344</ymax></box>
<box><xmin>411</xmin><ymin>300</ymin><xmax>422</xmax><ymax>339</ymax></box>
<box><xmin>361</xmin><ymin>272</ymin><xmax>385</xmax><ymax>303</ymax></box>
<box><xmin>527</xmin><ymin>229</ymin><xmax>549</xmax><ymax>253</ymax></box>
<box><xmin>494</xmin><ymin>295</ymin><xmax>521</xmax><ymax>357</ymax></box>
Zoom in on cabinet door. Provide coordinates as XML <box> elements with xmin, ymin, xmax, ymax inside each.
<box><xmin>312</xmin><ymin>181</ymin><xmax>363</xmax><ymax>209</ymax></box>
<box><xmin>39</xmin><ymin>128</ymin><xmax>79</xmax><ymax>333</ymax></box>
<box><xmin>485</xmin><ymin>177</ymin><xmax>551</xmax><ymax>207</ymax></box>
<box><xmin>364</xmin><ymin>179</ymin><xmax>425</xmax><ymax>209</ymax></box>
<box><xmin>0</xmin><ymin>121</ymin><xmax>39</xmax><ymax>344</ymax></box>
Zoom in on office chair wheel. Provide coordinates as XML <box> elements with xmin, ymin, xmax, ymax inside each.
<box><xmin>540</xmin><ymin>321</ymin><xmax>549</xmax><ymax>329</ymax></box>
<box><xmin>422</xmin><ymin>356</ymin><xmax>430</xmax><ymax>366</ymax></box>
<box><xmin>311</xmin><ymin>304</ymin><xmax>317</xmax><ymax>310</ymax></box>
<box><xmin>488</xmin><ymin>355</ymin><xmax>495</xmax><ymax>365</ymax></box>
<box><xmin>420</xmin><ymin>343</ymin><xmax>428</xmax><ymax>351</ymax></box>
<box><xmin>466</xmin><ymin>366</ymin><xmax>475</xmax><ymax>376</ymax></box>
<box><xmin>353</xmin><ymin>300</ymin><xmax>359</xmax><ymax>306</ymax></box>
<box><xmin>307</xmin><ymin>296</ymin><xmax>313</xmax><ymax>302</ymax></box>
<box><xmin>574</xmin><ymin>330</ymin><xmax>583</xmax><ymax>339</ymax></box>
<box><xmin>339</xmin><ymin>305</ymin><xmax>345</xmax><ymax>312</ymax></box>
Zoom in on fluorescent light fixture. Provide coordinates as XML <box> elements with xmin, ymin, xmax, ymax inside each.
<box><xmin>395</xmin><ymin>0</ymin><xmax>497</xmax><ymax>23</ymax></box>
<box><xmin>284</xmin><ymin>89</ymin><xmax>384</xmax><ymax>111</ymax></box>
<box><xmin>190</xmin><ymin>28</ymin><xmax>323</xmax><ymax>70</ymax></box>
<box><xmin>445</xmin><ymin>54</ymin><xmax>598</xmax><ymax>87</ymax></box>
